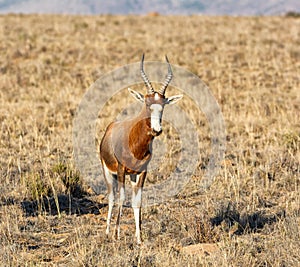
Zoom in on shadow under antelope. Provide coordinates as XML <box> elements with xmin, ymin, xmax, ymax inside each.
<box><xmin>99</xmin><ymin>54</ymin><xmax>183</xmax><ymax>244</ymax></box>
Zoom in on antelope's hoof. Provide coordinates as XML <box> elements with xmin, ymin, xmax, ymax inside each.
<box><xmin>114</xmin><ymin>229</ymin><xmax>120</xmax><ymax>240</ymax></box>
<box><xmin>136</xmin><ymin>237</ymin><xmax>143</xmax><ymax>245</ymax></box>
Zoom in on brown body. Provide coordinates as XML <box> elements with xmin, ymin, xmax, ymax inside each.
<box><xmin>100</xmin><ymin>116</ymin><xmax>153</xmax><ymax>175</ymax></box>
<box><xmin>100</xmin><ymin>95</ymin><xmax>166</xmax><ymax>174</ymax></box>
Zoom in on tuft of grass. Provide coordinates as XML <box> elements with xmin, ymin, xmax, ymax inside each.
<box><xmin>282</xmin><ymin>132</ymin><xmax>300</xmax><ymax>152</ymax></box>
<box><xmin>52</xmin><ymin>161</ymin><xmax>83</xmax><ymax>197</ymax></box>
<box><xmin>23</xmin><ymin>171</ymin><xmax>52</xmax><ymax>215</ymax></box>
<box><xmin>25</xmin><ymin>171</ymin><xmax>51</xmax><ymax>202</ymax></box>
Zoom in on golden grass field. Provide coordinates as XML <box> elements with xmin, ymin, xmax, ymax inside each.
<box><xmin>0</xmin><ymin>14</ymin><xmax>299</xmax><ymax>266</ymax></box>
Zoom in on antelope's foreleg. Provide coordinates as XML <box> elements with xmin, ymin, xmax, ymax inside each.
<box><xmin>132</xmin><ymin>189</ymin><xmax>142</xmax><ymax>244</ymax></box>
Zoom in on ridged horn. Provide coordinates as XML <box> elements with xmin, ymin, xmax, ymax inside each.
<box><xmin>140</xmin><ymin>54</ymin><xmax>155</xmax><ymax>95</ymax></box>
<box><xmin>158</xmin><ymin>55</ymin><xmax>173</xmax><ymax>95</ymax></box>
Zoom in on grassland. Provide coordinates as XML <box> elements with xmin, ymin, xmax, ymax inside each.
<box><xmin>0</xmin><ymin>14</ymin><xmax>299</xmax><ymax>266</ymax></box>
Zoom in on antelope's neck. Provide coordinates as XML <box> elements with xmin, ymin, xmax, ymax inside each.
<box><xmin>128</xmin><ymin>107</ymin><xmax>153</xmax><ymax>160</ymax></box>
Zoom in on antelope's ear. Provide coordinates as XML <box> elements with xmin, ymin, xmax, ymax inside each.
<box><xmin>128</xmin><ymin>88</ymin><xmax>144</xmax><ymax>103</ymax></box>
<box><xmin>166</xmin><ymin>94</ymin><xmax>183</xmax><ymax>105</ymax></box>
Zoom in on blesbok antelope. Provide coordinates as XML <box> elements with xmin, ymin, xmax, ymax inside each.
<box><xmin>99</xmin><ymin>54</ymin><xmax>183</xmax><ymax>244</ymax></box>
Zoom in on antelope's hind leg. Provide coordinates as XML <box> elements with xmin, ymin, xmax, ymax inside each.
<box><xmin>115</xmin><ymin>165</ymin><xmax>126</xmax><ymax>240</ymax></box>
<box><xmin>102</xmin><ymin>162</ymin><xmax>117</xmax><ymax>236</ymax></box>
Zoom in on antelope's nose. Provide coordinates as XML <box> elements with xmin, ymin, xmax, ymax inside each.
<box><xmin>152</xmin><ymin>128</ymin><xmax>162</xmax><ymax>136</ymax></box>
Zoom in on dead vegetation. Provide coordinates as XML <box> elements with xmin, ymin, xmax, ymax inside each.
<box><xmin>0</xmin><ymin>14</ymin><xmax>299</xmax><ymax>266</ymax></box>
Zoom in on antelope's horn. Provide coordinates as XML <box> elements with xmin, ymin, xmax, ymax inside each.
<box><xmin>140</xmin><ymin>54</ymin><xmax>155</xmax><ymax>95</ymax></box>
<box><xmin>158</xmin><ymin>55</ymin><xmax>173</xmax><ymax>95</ymax></box>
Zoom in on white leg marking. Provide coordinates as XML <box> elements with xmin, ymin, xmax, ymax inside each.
<box><xmin>116</xmin><ymin>185</ymin><xmax>125</xmax><ymax>239</ymax></box>
<box><xmin>102</xmin><ymin>162</ymin><xmax>116</xmax><ymax>236</ymax></box>
<box><xmin>132</xmin><ymin>186</ymin><xmax>142</xmax><ymax>244</ymax></box>
<box><xmin>119</xmin><ymin>186</ymin><xmax>125</xmax><ymax>215</ymax></box>
<box><xmin>106</xmin><ymin>193</ymin><xmax>114</xmax><ymax>235</ymax></box>
<box><xmin>132</xmin><ymin>187</ymin><xmax>142</xmax><ymax>208</ymax></box>
<box><xmin>133</xmin><ymin>207</ymin><xmax>141</xmax><ymax>244</ymax></box>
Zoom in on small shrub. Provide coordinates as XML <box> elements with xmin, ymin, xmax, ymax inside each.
<box><xmin>285</xmin><ymin>11</ymin><xmax>300</xmax><ymax>18</ymax></box>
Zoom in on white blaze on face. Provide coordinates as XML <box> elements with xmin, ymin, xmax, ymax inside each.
<box><xmin>150</xmin><ymin>103</ymin><xmax>163</xmax><ymax>133</ymax></box>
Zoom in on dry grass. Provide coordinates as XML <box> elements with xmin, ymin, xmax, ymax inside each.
<box><xmin>0</xmin><ymin>14</ymin><xmax>299</xmax><ymax>266</ymax></box>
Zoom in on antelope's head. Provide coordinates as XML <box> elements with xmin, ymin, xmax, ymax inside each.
<box><xmin>129</xmin><ymin>54</ymin><xmax>183</xmax><ymax>136</ymax></box>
